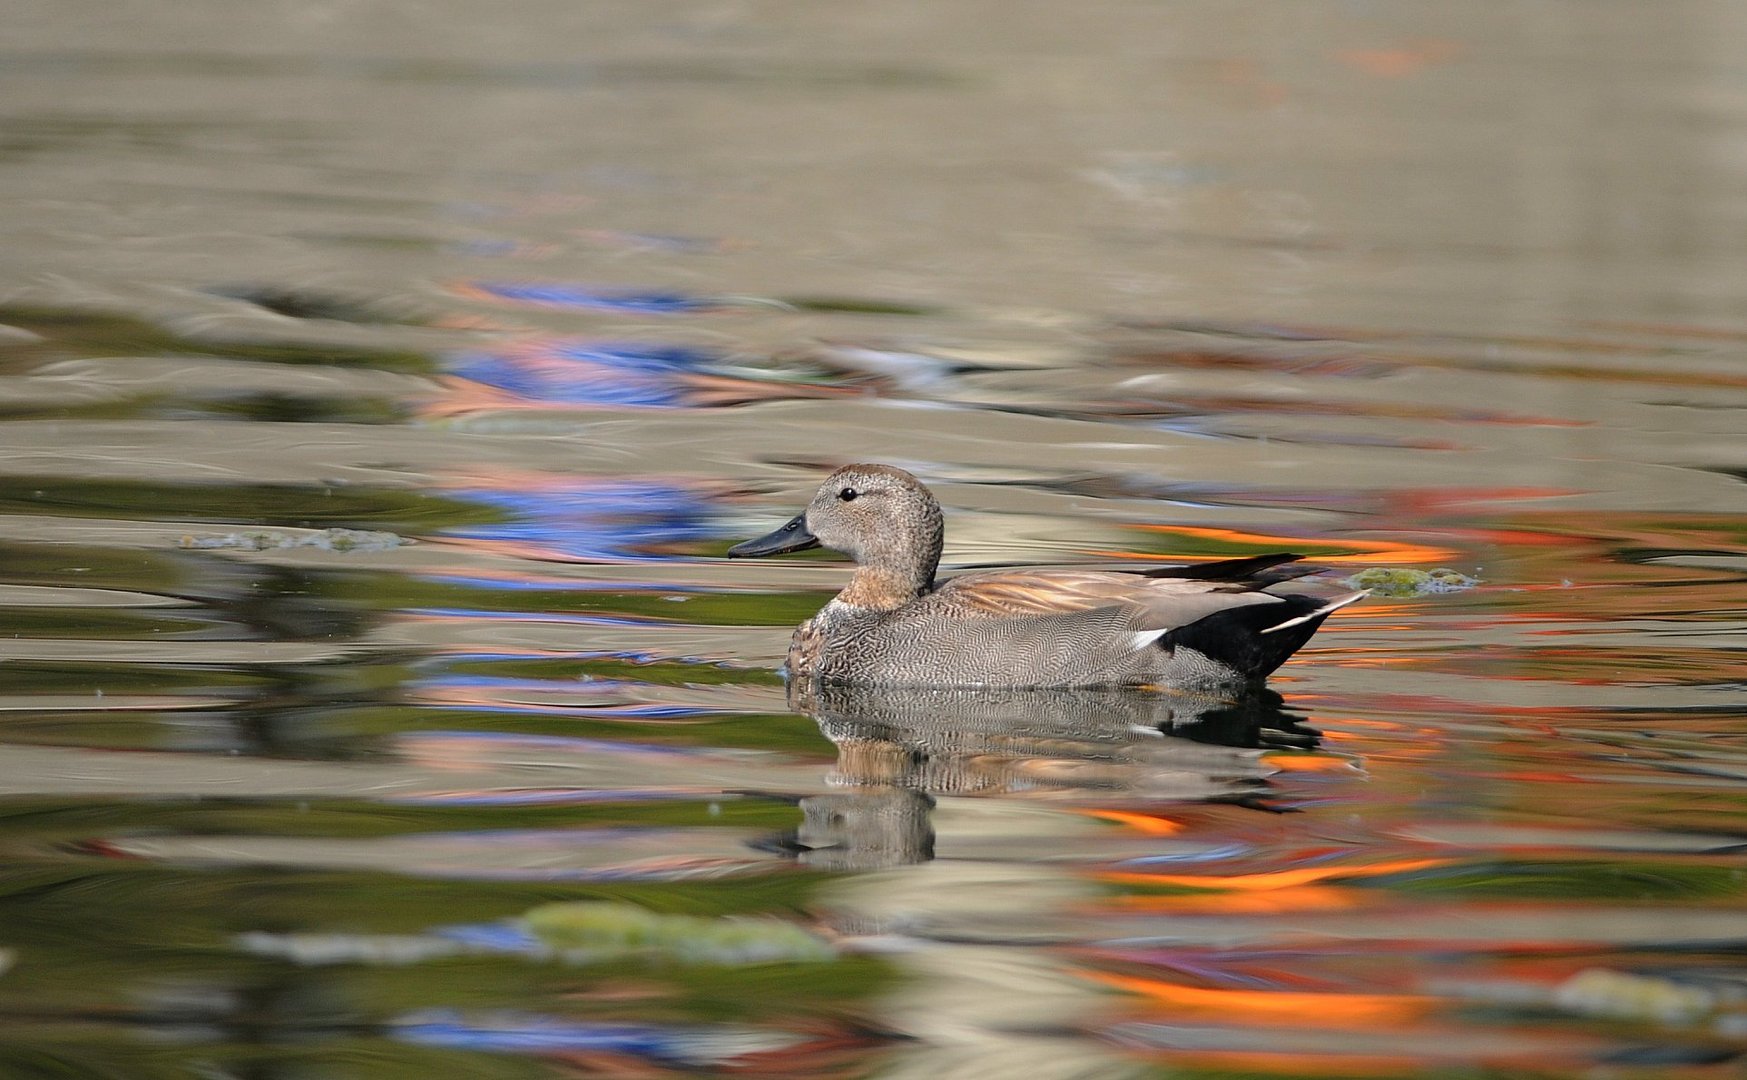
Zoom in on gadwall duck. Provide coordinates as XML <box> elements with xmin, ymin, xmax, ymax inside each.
<box><xmin>729</xmin><ymin>464</ymin><xmax>1363</xmax><ymax>688</ymax></box>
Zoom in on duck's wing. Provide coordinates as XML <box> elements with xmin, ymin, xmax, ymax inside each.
<box><xmin>941</xmin><ymin>554</ymin><xmax>1321</xmax><ymax>589</ymax></box>
<box><xmin>893</xmin><ymin>570</ymin><xmax>1361</xmax><ymax>686</ymax></box>
<box><xmin>932</xmin><ymin>569</ymin><xmax>1287</xmax><ymax>633</ymax></box>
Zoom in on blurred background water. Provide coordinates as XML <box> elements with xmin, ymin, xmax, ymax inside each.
<box><xmin>3</xmin><ymin>3</ymin><xmax>1747</xmax><ymax>1077</ymax></box>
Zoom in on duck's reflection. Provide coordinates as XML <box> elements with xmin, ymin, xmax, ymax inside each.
<box><xmin>777</xmin><ymin>681</ymin><xmax>1319</xmax><ymax>870</ymax></box>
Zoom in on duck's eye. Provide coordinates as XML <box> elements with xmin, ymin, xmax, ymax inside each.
<box><xmin>838</xmin><ymin>487</ymin><xmax>859</xmax><ymax>502</ymax></box>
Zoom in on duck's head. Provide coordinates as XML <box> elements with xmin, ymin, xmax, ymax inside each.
<box><xmin>729</xmin><ymin>464</ymin><xmax>944</xmax><ymax>598</ymax></box>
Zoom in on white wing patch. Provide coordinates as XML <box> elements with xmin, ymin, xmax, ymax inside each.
<box><xmin>1127</xmin><ymin>627</ymin><xmax>1173</xmax><ymax>650</ymax></box>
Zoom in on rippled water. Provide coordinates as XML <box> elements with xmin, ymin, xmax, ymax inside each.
<box><xmin>3</xmin><ymin>3</ymin><xmax>1747</xmax><ymax>1076</ymax></box>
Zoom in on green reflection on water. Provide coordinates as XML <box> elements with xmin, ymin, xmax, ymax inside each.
<box><xmin>377</xmin><ymin>708</ymin><xmax>830</xmax><ymax>757</ymax></box>
<box><xmin>0</xmin><ymin>661</ymin><xmax>264</xmax><ymax>695</ymax></box>
<box><xmin>0</xmin><ymin>863</ymin><xmax>842</xmax><ymax>946</ymax></box>
<box><xmin>0</xmin><ymin>304</ymin><xmax>438</xmax><ymax>373</ymax></box>
<box><xmin>184</xmin><ymin>392</ymin><xmax>410</xmax><ymax>425</ymax></box>
<box><xmin>0</xmin><ymin>1040</ymin><xmax>549</xmax><ymax>1080</ymax></box>
<box><xmin>0</xmin><ymin>607</ymin><xmax>217</xmax><ymax>639</ymax></box>
<box><xmin>361</xmin><ymin>573</ymin><xmax>826</xmax><ymax>626</ymax></box>
<box><xmin>0</xmin><ymin>796</ymin><xmax>806</xmax><ymax>844</ymax></box>
<box><xmin>0</xmin><ymin>478</ymin><xmax>504</xmax><ymax>531</ymax></box>
<box><xmin>0</xmin><ymin>861</ymin><xmax>891</xmax><ymax>1040</ymax></box>
<box><xmin>1362</xmin><ymin>859</ymin><xmax>1747</xmax><ymax>901</ymax></box>
<box><xmin>434</xmin><ymin>655</ymin><xmax>785</xmax><ymax>687</ymax></box>
<box><xmin>0</xmin><ymin>542</ymin><xmax>193</xmax><ymax>593</ymax></box>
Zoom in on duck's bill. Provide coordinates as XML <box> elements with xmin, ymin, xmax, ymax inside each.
<box><xmin>727</xmin><ymin>514</ymin><xmax>821</xmax><ymax>558</ymax></box>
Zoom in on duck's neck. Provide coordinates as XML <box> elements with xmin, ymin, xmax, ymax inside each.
<box><xmin>837</xmin><ymin>565</ymin><xmax>934</xmax><ymax>610</ymax></box>
<box><xmin>832</xmin><ymin>500</ymin><xmax>943</xmax><ymax>611</ymax></box>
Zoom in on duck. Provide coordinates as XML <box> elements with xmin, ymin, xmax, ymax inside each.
<box><xmin>729</xmin><ymin>464</ymin><xmax>1363</xmax><ymax>688</ymax></box>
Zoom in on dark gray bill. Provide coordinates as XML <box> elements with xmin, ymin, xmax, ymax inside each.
<box><xmin>727</xmin><ymin>513</ymin><xmax>820</xmax><ymax>558</ymax></box>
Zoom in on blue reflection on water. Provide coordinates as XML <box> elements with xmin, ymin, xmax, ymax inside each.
<box><xmin>460</xmin><ymin>282</ymin><xmax>719</xmax><ymax>312</ymax></box>
<box><xmin>450</xmin><ymin>340</ymin><xmax>719</xmax><ymax>408</ymax></box>
<box><xmin>395</xmin><ymin>1008</ymin><xmax>759</xmax><ymax>1061</ymax></box>
<box><xmin>431</xmin><ymin>921</ymin><xmax>545</xmax><ymax>952</ymax></box>
<box><xmin>1115</xmin><ymin>843</ymin><xmax>1253</xmax><ymax>865</ymax></box>
<box><xmin>442</xmin><ymin>478</ymin><xmax>717</xmax><ymax>560</ymax></box>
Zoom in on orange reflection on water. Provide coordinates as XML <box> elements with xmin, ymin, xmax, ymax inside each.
<box><xmin>1313</xmin><ymin>716</ymin><xmax>1408</xmax><ymax>732</ymax></box>
<box><xmin>1089</xmin><ymin>525</ymin><xmax>1459</xmax><ymax>565</ymax></box>
<box><xmin>1323</xmin><ymin>651</ymin><xmax>1428</xmax><ymax>669</ymax></box>
<box><xmin>1102</xmin><ymin>884</ymin><xmax>1363</xmax><ymax>914</ymax></box>
<box><xmin>1119</xmin><ymin>1047</ymin><xmax>1553</xmax><ymax>1077</ymax></box>
<box><xmin>1099</xmin><ymin>856</ymin><xmax>1449</xmax><ymax>893</ymax></box>
<box><xmin>1262</xmin><ymin>752</ymin><xmax>1361</xmax><ymax>773</ymax></box>
<box><xmin>421</xmin><ymin>375</ymin><xmax>531</xmax><ymax>417</ymax></box>
<box><xmin>1449</xmin><ymin>526</ymin><xmax>1579</xmax><ymax>547</ymax></box>
<box><xmin>1076</xmin><ymin>809</ymin><xmax>1187</xmax><ymax>835</ymax></box>
<box><xmin>1090</xmin><ymin>970</ymin><xmax>1436</xmax><ymax>1024</ymax></box>
<box><xmin>1336</xmin><ymin>38</ymin><xmax>1464</xmax><ymax>78</ymax></box>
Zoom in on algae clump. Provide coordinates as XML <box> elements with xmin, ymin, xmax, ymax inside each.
<box><xmin>522</xmin><ymin>901</ymin><xmax>836</xmax><ymax>966</ymax></box>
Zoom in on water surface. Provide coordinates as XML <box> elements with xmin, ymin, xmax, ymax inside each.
<box><xmin>3</xmin><ymin>3</ymin><xmax>1747</xmax><ymax>1076</ymax></box>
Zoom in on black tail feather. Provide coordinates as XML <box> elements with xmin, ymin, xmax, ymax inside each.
<box><xmin>1162</xmin><ymin>592</ymin><xmax>1338</xmax><ymax>681</ymax></box>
